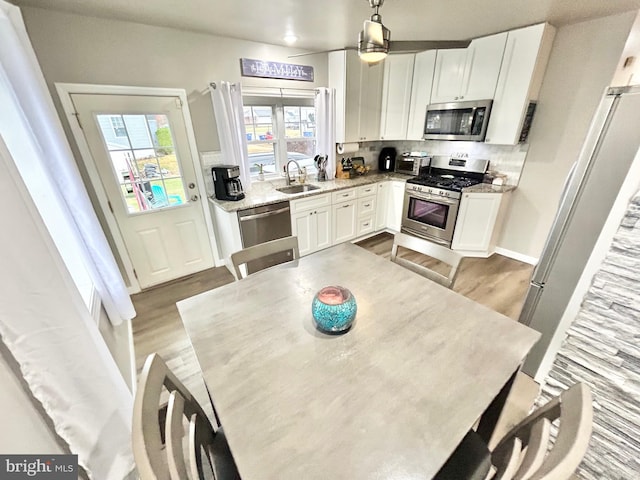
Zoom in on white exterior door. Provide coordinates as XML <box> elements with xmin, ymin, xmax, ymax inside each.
<box><xmin>72</xmin><ymin>93</ymin><xmax>213</xmax><ymax>288</ymax></box>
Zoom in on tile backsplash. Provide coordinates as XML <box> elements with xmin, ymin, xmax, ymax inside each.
<box><xmin>200</xmin><ymin>151</ymin><xmax>224</xmax><ymax>197</ymax></box>
<box><xmin>341</xmin><ymin>140</ymin><xmax>529</xmax><ymax>185</ymax></box>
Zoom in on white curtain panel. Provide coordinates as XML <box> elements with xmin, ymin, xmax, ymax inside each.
<box><xmin>210</xmin><ymin>81</ymin><xmax>251</xmax><ymax>192</ymax></box>
<box><xmin>0</xmin><ymin>1</ymin><xmax>134</xmax><ymax>325</ymax></box>
<box><xmin>314</xmin><ymin>87</ymin><xmax>336</xmax><ymax>180</ymax></box>
<box><xmin>0</xmin><ymin>2</ymin><xmax>135</xmax><ymax>478</ymax></box>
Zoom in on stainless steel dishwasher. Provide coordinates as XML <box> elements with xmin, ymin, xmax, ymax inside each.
<box><xmin>237</xmin><ymin>201</ymin><xmax>293</xmax><ymax>275</ymax></box>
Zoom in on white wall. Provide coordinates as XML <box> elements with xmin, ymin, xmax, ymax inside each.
<box><xmin>98</xmin><ymin>306</ymin><xmax>135</xmax><ymax>391</ymax></box>
<box><xmin>19</xmin><ymin>7</ymin><xmax>328</xmax><ymax>154</ymax></box>
<box><xmin>497</xmin><ymin>12</ymin><xmax>637</xmax><ymax>259</ymax></box>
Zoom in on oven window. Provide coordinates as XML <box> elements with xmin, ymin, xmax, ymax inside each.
<box><xmin>408</xmin><ymin>197</ymin><xmax>449</xmax><ymax>230</ymax></box>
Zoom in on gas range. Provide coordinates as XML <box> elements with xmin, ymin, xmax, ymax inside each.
<box><xmin>405</xmin><ymin>156</ymin><xmax>489</xmax><ymax>199</ymax></box>
<box><xmin>401</xmin><ymin>155</ymin><xmax>490</xmax><ymax>246</ymax></box>
<box><xmin>406</xmin><ymin>175</ymin><xmax>482</xmax><ymax>199</ymax></box>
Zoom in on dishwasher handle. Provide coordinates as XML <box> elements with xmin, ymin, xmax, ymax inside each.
<box><xmin>238</xmin><ymin>205</ymin><xmax>290</xmax><ymax>222</ymax></box>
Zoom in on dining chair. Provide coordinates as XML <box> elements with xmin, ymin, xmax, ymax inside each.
<box><xmin>133</xmin><ymin>353</ymin><xmax>240</xmax><ymax>480</ymax></box>
<box><xmin>434</xmin><ymin>382</ymin><xmax>593</xmax><ymax>480</ymax></box>
<box><xmin>230</xmin><ymin>235</ymin><xmax>299</xmax><ymax>280</ymax></box>
<box><xmin>390</xmin><ymin>232</ymin><xmax>462</xmax><ymax>288</ymax></box>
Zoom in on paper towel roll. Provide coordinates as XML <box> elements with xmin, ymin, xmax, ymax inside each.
<box><xmin>336</xmin><ymin>143</ymin><xmax>359</xmax><ymax>155</ymax></box>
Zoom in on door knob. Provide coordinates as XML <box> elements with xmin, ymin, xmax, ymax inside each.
<box><xmin>190</xmin><ymin>195</ymin><xmax>199</xmax><ymax>202</ymax></box>
<box><xmin>188</xmin><ymin>183</ymin><xmax>196</xmax><ymax>189</ymax></box>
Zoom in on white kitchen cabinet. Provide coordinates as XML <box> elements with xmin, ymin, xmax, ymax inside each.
<box><xmin>407</xmin><ymin>50</ymin><xmax>437</xmax><ymax>140</ymax></box>
<box><xmin>329</xmin><ymin>50</ymin><xmax>384</xmax><ymax>143</ymax></box>
<box><xmin>375</xmin><ymin>182</ymin><xmax>389</xmax><ymax>230</ymax></box>
<box><xmin>386</xmin><ymin>180</ymin><xmax>406</xmax><ymax>232</ymax></box>
<box><xmin>332</xmin><ymin>200</ymin><xmax>358</xmax><ymax>244</ymax></box>
<box><xmin>431</xmin><ymin>32</ymin><xmax>507</xmax><ymax>104</ymax></box>
<box><xmin>356</xmin><ymin>194</ymin><xmax>377</xmax><ymax>237</ymax></box>
<box><xmin>380</xmin><ymin>54</ymin><xmax>415</xmax><ymax>140</ymax></box>
<box><xmin>451</xmin><ymin>191</ymin><xmax>511</xmax><ymax>256</ymax></box>
<box><xmin>290</xmin><ymin>194</ymin><xmax>332</xmax><ymax>256</ymax></box>
<box><xmin>485</xmin><ymin>23</ymin><xmax>556</xmax><ymax>145</ymax></box>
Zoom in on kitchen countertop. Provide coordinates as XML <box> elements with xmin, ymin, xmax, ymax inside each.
<box><xmin>209</xmin><ymin>173</ymin><xmax>517</xmax><ymax>212</ymax></box>
<box><xmin>209</xmin><ymin>172</ymin><xmax>411</xmax><ymax>212</ymax></box>
<box><xmin>464</xmin><ymin>183</ymin><xmax>517</xmax><ymax>194</ymax></box>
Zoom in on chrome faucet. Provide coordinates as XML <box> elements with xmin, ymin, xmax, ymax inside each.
<box><xmin>285</xmin><ymin>159</ymin><xmax>302</xmax><ymax>185</ymax></box>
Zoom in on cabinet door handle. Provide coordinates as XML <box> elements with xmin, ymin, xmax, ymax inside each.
<box><xmin>454</xmin><ymin>96</ymin><xmax>459</xmax><ymax>100</ymax></box>
<box><xmin>343</xmin><ymin>204</ymin><xmax>350</xmax><ymax>208</ymax></box>
<box><xmin>363</xmin><ymin>222</ymin><xmax>370</xmax><ymax>227</ymax></box>
<box><xmin>364</xmin><ymin>203</ymin><xmax>371</xmax><ymax>207</ymax></box>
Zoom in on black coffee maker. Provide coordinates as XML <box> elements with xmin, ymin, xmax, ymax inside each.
<box><xmin>212</xmin><ymin>165</ymin><xmax>245</xmax><ymax>201</ymax></box>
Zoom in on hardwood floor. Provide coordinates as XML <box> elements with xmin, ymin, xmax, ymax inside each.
<box><xmin>355</xmin><ymin>232</ymin><xmax>533</xmax><ymax>320</ymax></box>
<box><xmin>131</xmin><ymin>233</ymin><xmax>535</xmax><ymax>431</ymax></box>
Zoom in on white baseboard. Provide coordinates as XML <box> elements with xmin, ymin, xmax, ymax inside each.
<box><xmin>494</xmin><ymin>247</ymin><xmax>539</xmax><ymax>265</ymax></box>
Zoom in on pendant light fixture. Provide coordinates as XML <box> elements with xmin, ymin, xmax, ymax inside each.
<box><xmin>358</xmin><ymin>0</ymin><xmax>390</xmax><ymax>63</ymax></box>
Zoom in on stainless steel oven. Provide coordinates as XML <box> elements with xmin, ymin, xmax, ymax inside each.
<box><xmin>401</xmin><ymin>185</ymin><xmax>460</xmax><ymax>247</ymax></box>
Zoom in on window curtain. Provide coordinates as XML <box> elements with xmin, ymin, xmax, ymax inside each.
<box><xmin>210</xmin><ymin>81</ymin><xmax>251</xmax><ymax>192</ymax></box>
<box><xmin>0</xmin><ymin>1</ymin><xmax>134</xmax><ymax>325</ymax></box>
<box><xmin>0</xmin><ymin>1</ymin><xmax>135</xmax><ymax>478</ymax></box>
<box><xmin>314</xmin><ymin>87</ymin><xmax>336</xmax><ymax>180</ymax></box>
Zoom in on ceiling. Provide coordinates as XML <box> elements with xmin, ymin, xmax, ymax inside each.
<box><xmin>10</xmin><ymin>0</ymin><xmax>640</xmax><ymax>52</ymax></box>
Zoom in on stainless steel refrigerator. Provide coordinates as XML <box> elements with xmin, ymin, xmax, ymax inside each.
<box><xmin>520</xmin><ymin>85</ymin><xmax>640</xmax><ymax>377</ymax></box>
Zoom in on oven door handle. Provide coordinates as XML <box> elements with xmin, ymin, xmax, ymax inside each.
<box><xmin>405</xmin><ymin>191</ymin><xmax>459</xmax><ymax>206</ymax></box>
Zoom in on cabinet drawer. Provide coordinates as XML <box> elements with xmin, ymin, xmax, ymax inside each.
<box><xmin>357</xmin><ymin>216</ymin><xmax>375</xmax><ymax>237</ymax></box>
<box><xmin>290</xmin><ymin>193</ymin><xmax>331</xmax><ymax>214</ymax></box>
<box><xmin>356</xmin><ymin>183</ymin><xmax>377</xmax><ymax>198</ymax></box>
<box><xmin>332</xmin><ymin>188</ymin><xmax>356</xmax><ymax>203</ymax></box>
<box><xmin>357</xmin><ymin>195</ymin><xmax>376</xmax><ymax>217</ymax></box>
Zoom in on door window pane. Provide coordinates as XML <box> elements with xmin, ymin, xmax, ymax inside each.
<box><xmin>96</xmin><ymin>113</ymin><xmax>186</xmax><ymax>214</ymax></box>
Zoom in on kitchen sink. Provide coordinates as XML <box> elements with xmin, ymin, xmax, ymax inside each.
<box><xmin>276</xmin><ymin>184</ymin><xmax>321</xmax><ymax>194</ymax></box>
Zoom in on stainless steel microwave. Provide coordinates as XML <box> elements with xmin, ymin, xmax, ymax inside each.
<box><xmin>424</xmin><ymin>99</ymin><xmax>493</xmax><ymax>141</ymax></box>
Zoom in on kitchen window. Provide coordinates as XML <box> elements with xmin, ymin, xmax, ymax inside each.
<box><xmin>243</xmin><ymin>96</ymin><xmax>316</xmax><ymax>179</ymax></box>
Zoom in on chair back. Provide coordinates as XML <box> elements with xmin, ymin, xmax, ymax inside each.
<box><xmin>133</xmin><ymin>354</ymin><xmax>236</xmax><ymax>480</ymax></box>
<box><xmin>489</xmin><ymin>383</ymin><xmax>593</xmax><ymax>480</ymax></box>
<box><xmin>390</xmin><ymin>232</ymin><xmax>462</xmax><ymax>288</ymax></box>
<box><xmin>231</xmin><ymin>235</ymin><xmax>299</xmax><ymax>280</ymax></box>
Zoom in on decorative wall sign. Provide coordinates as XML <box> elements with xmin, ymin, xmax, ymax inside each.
<box><xmin>240</xmin><ymin>58</ymin><xmax>314</xmax><ymax>82</ymax></box>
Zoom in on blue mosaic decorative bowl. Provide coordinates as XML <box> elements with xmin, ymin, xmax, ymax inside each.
<box><xmin>311</xmin><ymin>286</ymin><xmax>357</xmax><ymax>334</ymax></box>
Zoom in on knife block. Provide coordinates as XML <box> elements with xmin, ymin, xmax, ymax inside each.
<box><xmin>336</xmin><ymin>161</ymin><xmax>350</xmax><ymax>179</ymax></box>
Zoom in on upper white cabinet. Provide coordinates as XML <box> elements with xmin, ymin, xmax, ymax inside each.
<box><xmin>380</xmin><ymin>54</ymin><xmax>415</xmax><ymax>140</ymax></box>
<box><xmin>407</xmin><ymin>50</ymin><xmax>437</xmax><ymax>140</ymax></box>
<box><xmin>329</xmin><ymin>50</ymin><xmax>384</xmax><ymax>143</ymax></box>
<box><xmin>485</xmin><ymin>23</ymin><xmax>556</xmax><ymax>145</ymax></box>
<box><xmin>431</xmin><ymin>32</ymin><xmax>508</xmax><ymax>104</ymax></box>
<box><xmin>379</xmin><ymin>50</ymin><xmax>437</xmax><ymax>141</ymax></box>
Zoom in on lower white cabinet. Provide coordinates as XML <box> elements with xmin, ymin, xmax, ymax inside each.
<box><xmin>291</xmin><ymin>194</ymin><xmax>332</xmax><ymax>256</ymax></box>
<box><xmin>451</xmin><ymin>191</ymin><xmax>510</xmax><ymax>256</ymax></box>
<box><xmin>356</xmin><ymin>194</ymin><xmax>376</xmax><ymax>237</ymax></box>
<box><xmin>375</xmin><ymin>182</ymin><xmax>389</xmax><ymax>230</ymax></box>
<box><xmin>332</xmin><ymin>200</ymin><xmax>358</xmax><ymax>244</ymax></box>
<box><xmin>387</xmin><ymin>181</ymin><xmax>406</xmax><ymax>232</ymax></box>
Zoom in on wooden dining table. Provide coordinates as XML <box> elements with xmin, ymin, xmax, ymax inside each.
<box><xmin>177</xmin><ymin>242</ymin><xmax>540</xmax><ymax>480</ymax></box>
